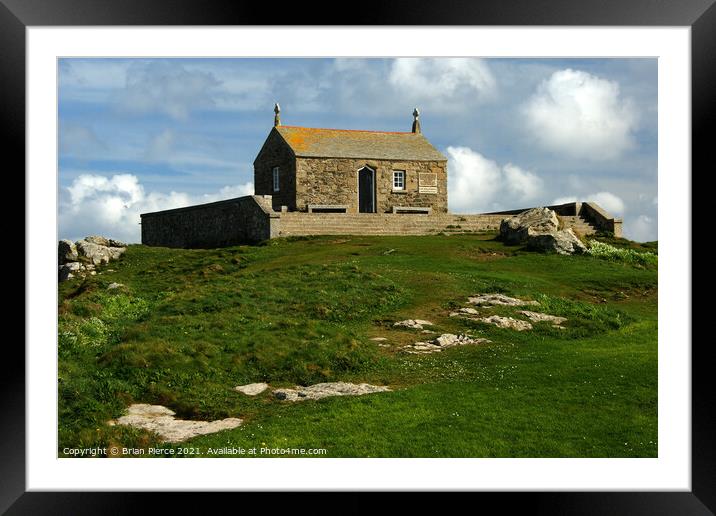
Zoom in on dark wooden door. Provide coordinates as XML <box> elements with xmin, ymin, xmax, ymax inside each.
<box><xmin>358</xmin><ymin>167</ymin><xmax>375</xmax><ymax>213</ymax></box>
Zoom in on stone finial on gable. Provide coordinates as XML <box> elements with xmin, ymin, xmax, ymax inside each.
<box><xmin>274</xmin><ymin>103</ymin><xmax>281</xmax><ymax>127</ymax></box>
<box><xmin>412</xmin><ymin>107</ymin><xmax>421</xmax><ymax>134</ymax></box>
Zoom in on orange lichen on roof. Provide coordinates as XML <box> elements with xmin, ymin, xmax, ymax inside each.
<box><xmin>275</xmin><ymin>126</ymin><xmax>446</xmax><ymax>161</ymax></box>
<box><xmin>280</xmin><ymin>125</ymin><xmax>414</xmax><ymax>135</ymax></box>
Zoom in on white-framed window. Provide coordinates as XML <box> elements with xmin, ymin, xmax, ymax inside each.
<box><xmin>272</xmin><ymin>166</ymin><xmax>280</xmax><ymax>192</ymax></box>
<box><xmin>392</xmin><ymin>170</ymin><xmax>405</xmax><ymax>190</ymax></box>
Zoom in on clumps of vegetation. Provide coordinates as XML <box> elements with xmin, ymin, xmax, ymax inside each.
<box><xmin>59</xmin><ymin>292</ymin><xmax>151</xmax><ymax>358</ymax></box>
<box><xmin>533</xmin><ymin>293</ymin><xmax>634</xmax><ymax>336</ymax></box>
<box><xmin>587</xmin><ymin>240</ymin><xmax>657</xmax><ymax>267</ymax></box>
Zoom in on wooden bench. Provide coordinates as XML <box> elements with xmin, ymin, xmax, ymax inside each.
<box><xmin>307</xmin><ymin>204</ymin><xmax>348</xmax><ymax>213</ymax></box>
<box><xmin>392</xmin><ymin>206</ymin><xmax>432</xmax><ymax>214</ymax></box>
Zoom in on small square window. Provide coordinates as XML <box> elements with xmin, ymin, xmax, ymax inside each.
<box><xmin>272</xmin><ymin>167</ymin><xmax>280</xmax><ymax>192</ymax></box>
<box><xmin>393</xmin><ymin>170</ymin><xmax>405</xmax><ymax>191</ymax></box>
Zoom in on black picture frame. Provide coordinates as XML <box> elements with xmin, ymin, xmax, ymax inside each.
<box><xmin>6</xmin><ymin>0</ymin><xmax>708</xmax><ymax>513</ymax></box>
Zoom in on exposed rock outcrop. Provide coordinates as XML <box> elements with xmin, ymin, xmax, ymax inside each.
<box><xmin>478</xmin><ymin>315</ymin><xmax>533</xmax><ymax>331</ymax></box>
<box><xmin>518</xmin><ymin>310</ymin><xmax>567</xmax><ymax>327</ymax></box>
<box><xmin>234</xmin><ymin>383</ymin><xmax>269</xmax><ymax>396</ymax></box>
<box><xmin>76</xmin><ymin>240</ymin><xmax>126</xmax><ymax>265</ymax></box>
<box><xmin>500</xmin><ymin>207</ymin><xmax>587</xmax><ymax>255</ymax></box>
<box><xmin>393</xmin><ymin>319</ymin><xmax>433</xmax><ymax>330</ymax></box>
<box><xmin>468</xmin><ymin>294</ymin><xmax>539</xmax><ymax>307</ymax></box>
<box><xmin>58</xmin><ymin>236</ymin><xmax>127</xmax><ymax>282</ymax></box>
<box><xmin>527</xmin><ymin>229</ymin><xmax>587</xmax><ymax>255</ymax></box>
<box><xmin>110</xmin><ymin>403</ymin><xmax>242</xmax><ymax>443</ymax></box>
<box><xmin>83</xmin><ymin>235</ymin><xmax>127</xmax><ymax>248</ymax></box>
<box><xmin>403</xmin><ymin>333</ymin><xmax>491</xmax><ymax>354</ymax></box>
<box><xmin>273</xmin><ymin>382</ymin><xmax>390</xmax><ymax>401</ymax></box>
<box><xmin>449</xmin><ymin>307</ymin><xmax>480</xmax><ymax>316</ymax></box>
<box><xmin>58</xmin><ymin>240</ymin><xmax>78</xmax><ymax>264</ymax></box>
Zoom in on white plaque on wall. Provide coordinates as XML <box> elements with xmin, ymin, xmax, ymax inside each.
<box><xmin>419</xmin><ymin>173</ymin><xmax>438</xmax><ymax>194</ymax></box>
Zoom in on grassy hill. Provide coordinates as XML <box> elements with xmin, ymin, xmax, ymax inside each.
<box><xmin>58</xmin><ymin>233</ymin><xmax>657</xmax><ymax>457</ymax></box>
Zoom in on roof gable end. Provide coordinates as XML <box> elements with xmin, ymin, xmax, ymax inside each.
<box><xmin>253</xmin><ymin>127</ymin><xmax>295</xmax><ymax>166</ymax></box>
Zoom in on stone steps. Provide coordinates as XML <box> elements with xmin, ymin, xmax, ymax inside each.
<box><xmin>276</xmin><ymin>213</ymin><xmax>505</xmax><ymax>236</ymax></box>
<box><xmin>559</xmin><ymin>215</ymin><xmax>597</xmax><ymax>235</ymax></box>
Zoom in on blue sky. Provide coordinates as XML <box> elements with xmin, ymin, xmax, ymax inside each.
<box><xmin>58</xmin><ymin>57</ymin><xmax>658</xmax><ymax>242</ymax></box>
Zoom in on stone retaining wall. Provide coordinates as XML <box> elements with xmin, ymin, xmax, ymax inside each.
<box><xmin>141</xmin><ymin>195</ymin><xmax>278</xmax><ymax>248</ymax></box>
<box><xmin>141</xmin><ymin>198</ymin><xmax>622</xmax><ymax>248</ymax></box>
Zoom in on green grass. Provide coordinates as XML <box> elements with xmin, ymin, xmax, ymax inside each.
<box><xmin>58</xmin><ymin>233</ymin><xmax>657</xmax><ymax>457</ymax></box>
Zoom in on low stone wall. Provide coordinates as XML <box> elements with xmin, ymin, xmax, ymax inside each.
<box><xmin>141</xmin><ymin>199</ymin><xmax>623</xmax><ymax>248</ymax></box>
<box><xmin>580</xmin><ymin>202</ymin><xmax>623</xmax><ymax>238</ymax></box>
<box><xmin>485</xmin><ymin>202</ymin><xmax>579</xmax><ymax>217</ymax></box>
<box><xmin>276</xmin><ymin>212</ymin><xmax>505</xmax><ymax>237</ymax></box>
<box><xmin>141</xmin><ymin>195</ymin><xmax>279</xmax><ymax>248</ymax></box>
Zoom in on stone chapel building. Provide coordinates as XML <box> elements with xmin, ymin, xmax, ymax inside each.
<box><xmin>140</xmin><ymin>105</ymin><xmax>622</xmax><ymax>248</ymax></box>
<box><xmin>254</xmin><ymin>105</ymin><xmax>448</xmax><ymax>214</ymax></box>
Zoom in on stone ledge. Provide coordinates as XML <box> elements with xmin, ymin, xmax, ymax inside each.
<box><xmin>307</xmin><ymin>204</ymin><xmax>348</xmax><ymax>213</ymax></box>
<box><xmin>392</xmin><ymin>206</ymin><xmax>432</xmax><ymax>214</ymax></box>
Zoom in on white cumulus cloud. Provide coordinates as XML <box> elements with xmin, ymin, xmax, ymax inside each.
<box><xmin>503</xmin><ymin>163</ymin><xmax>543</xmax><ymax>203</ymax></box>
<box><xmin>389</xmin><ymin>58</ymin><xmax>497</xmax><ymax>108</ymax></box>
<box><xmin>59</xmin><ymin>173</ymin><xmax>254</xmax><ymax>243</ymax></box>
<box><xmin>624</xmin><ymin>214</ymin><xmax>657</xmax><ymax>242</ymax></box>
<box><xmin>523</xmin><ymin>69</ymin><xmax>638</xmax><ymax>160</ymax></box>
<box><xmin>446</xmin><ymin>146</ymin><xmax>543</xmax><ymax>213</ymax></box>
<box><xmin>589</xmin><ymin>192</ymin><xmax>626</xmax><ymax>216</ymax></box>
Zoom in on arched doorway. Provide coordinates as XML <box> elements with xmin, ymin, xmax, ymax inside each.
<box><xmin>358</xmin><ymin>166</ymin><xmax>376</xmax><ymax>213</ymax></box>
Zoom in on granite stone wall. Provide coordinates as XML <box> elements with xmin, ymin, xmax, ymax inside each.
<box><xmin>141</xmin><ymin>195</ymin><xmax>279</xmax><ymax>248</ymax></box>
<box><xmin>294</xmin><ymin>157</ymin><xmax>448</xmax><ymax>214</ymax></box>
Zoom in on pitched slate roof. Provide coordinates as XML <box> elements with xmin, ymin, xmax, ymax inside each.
<box><xmin>274</xmin><ymin>126</ymin><xmax>447</xmax><ymax>161</ymax></box>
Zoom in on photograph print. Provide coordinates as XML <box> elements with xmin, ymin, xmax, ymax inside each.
<box><xmin>57</xmin><ymin>57</ymin><xmax>658</xmax><ymax>459</ymax></box>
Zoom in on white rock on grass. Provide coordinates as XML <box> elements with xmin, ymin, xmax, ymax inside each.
<box><xmin>370</xmin><ymin>337</ymin><xmax>388</xmax><ymax>341</ymax></box>
<box><xmin>107</xmin><ymin>282</ymin><xmax>125</xmax><ymax>290</ymax></box>
<box><xmin>468</xmin><ymin>294</ymin><xmax>539</xmax><ymax>307</ymax></box>
<box><xmin>58</xmin><ymin>262</ymin><xmax>82</xmax><ymax>282</ymax></box>
<box><xmin>478</xmin><ymin>315</ymin><xmax>533</xmax><ymax>331</ymax></box>
<box><xmin>393</xmin><ymin>319</ymin><xmax>434</xmax><ymax>330</ymax></box>
<box><xmin>234</xmin><ymin>383</ymin><xmax>269</xmax><ymax>396</ymax></box>
<box><xmin>58</xmin><ymin>240</ymin><xmax>78</xmax><ymax>264</ymax></box>
<box><xmin>76</xmin><ymin>240</ymin><xmax>112</xmax><ymax>265</ymax></box>
<box><xmin>518</xmin><ymin>310</ymin><xmax>567</xmax><ymax>326</ymax></box>
<box><xmin>449</xmin><ymin>307</ymin><xmax>480</xmax><ymax>317</ymax></box>
<box><xmin>59</xmin><ymin>237</ymin><xmax>127</xmax><ymax>282</ymax></box>
<box><xmin>76</xmin><ymin>238</ymin><xmax>126</xmax><ymax>266</ymax></box>
<box><xmin>111</xmin><ymin>404</ymin><xmax>242</xmax><ymax>443</ymax></box>
<box><xmin>274</xmin><ymin>382</ymin><xmax>390</xmax><ymax>402</ymax></box>
<box><xmin>528</xmin><ymin>229</ymin><xmax>587</xmax><ymax>255</ymax></box>
<box><xmin>500</xmin><ymin>207</ymin><xmax>560</xmax><ymax>244</ymax></box>
<box><xmin>84</xmin><ymin>235</ymin><xmax>111</xmax><ymax>246</ymax></box>
<box><xmin>499</xmin><ymin>207</ymin><xmax>587</xmax><ymax>255</ymax></box>
<box><xmin>404</xmin><ymin>333</ymin><xmax>491</xmax><ymax>354</ymax></box>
